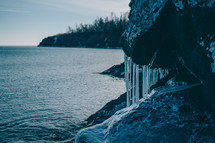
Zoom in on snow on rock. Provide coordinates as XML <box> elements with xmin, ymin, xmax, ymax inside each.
<box><xmin>174</xmin><ymin>0</ymin><xmax>184</xmax><ymax>10</ymax></box>
<box><xmin>166</xmin><ymin>78</ymin><xmax>187</xmax><ymax>87</ymax></box>
<box><xmin>199</xmin><ymin>41</ymin><xmax>205</xmax><ymax>47</ymax></box>
<box><xmin>210</xmin><ymin>41</ymin><xmax>215</xmax><ymax>73</ymax></box>
<box><xmin>75</xmin><ymin>87</ymin><xmax>215</xmax><ymax>143</ymax></box>
<box><xmin>207</xmin><ymin>0</ymin><xmax>215</xmax><ymax>7</ymax></box>
<box><xmin>174</xmin><ymin>0</ymin><xmax>215</xmax><ymax>9</ymax></box>
<box><xmin>198</xmin><ymin>35</ymin><xmax>215</xmax><ymax>74</ymax></box>
<box><xmin>188</xmin><ymin>0</ymin><xmax>198</xmax><ymax>7</ymax></box>
<box><xmin>187</xmin><ymin>0</ymin><xmax>215</xmax><ymax>7</ymax></box>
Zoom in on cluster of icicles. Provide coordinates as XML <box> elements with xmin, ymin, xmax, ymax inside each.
<box><xmin>124</xmin><ymin>55</ymin><xmax>169</xmax><ymax>107</ymax></box>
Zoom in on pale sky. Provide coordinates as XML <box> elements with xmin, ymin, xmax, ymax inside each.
<box><xmin>0</xmin><ymin>0</ymin><xmax>130</xmax><ymax>46</ymax></box>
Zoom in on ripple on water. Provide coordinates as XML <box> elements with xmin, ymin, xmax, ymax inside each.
<box><xmin>0</xmin><ymin>46</ymin><xmax>125</xmax><ymax>142</ymax></box>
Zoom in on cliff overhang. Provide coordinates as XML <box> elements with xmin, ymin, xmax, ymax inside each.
<box><xmin>122</xmin><ymin>0</ymin><xmax>215</xmax><ymax>106</ymax></box>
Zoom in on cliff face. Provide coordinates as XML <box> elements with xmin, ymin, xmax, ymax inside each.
<box><xmin>75</xmin><ymin>1</ymin><xmax>215</xmax><ymax>142</ymax></box>
<box><xmin>123</xmin><ymin>0</ymin><xmax>215</xmax><ymax>106</ymax></box>
<box><xmin>123</xmin><ymin>0</ymin><xmax>215</xmax><ymax>54</ymax></box>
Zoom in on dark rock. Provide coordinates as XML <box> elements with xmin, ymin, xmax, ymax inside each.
<box><xmin>86</xmin><ymin>93</ymin><xmax>126</xmax><ymax>126</ymax></box>
<box><xmin>122</xmin><ymin>0</ymin><xmax>215</xmax><ymax>107</ymax></box>
<box><xmin>76</xmin><ymin>84</ymin><xmax>215</xmax><ymax>143</ymax></box>
<box><xmin>75</xmin><ymin>0</ymin><xmax>215</xmax><ymax>142</ymax></box>
<box><xmin>100</xmin><ymin>63</ymin><xmax>124</xmax><ymax>78</ymax></box>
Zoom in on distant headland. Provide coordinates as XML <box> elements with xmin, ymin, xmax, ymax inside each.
<box><xmin>38</xmin><ymin>12</ymin><xmax>128</xmax><ymax>49</ymax></box>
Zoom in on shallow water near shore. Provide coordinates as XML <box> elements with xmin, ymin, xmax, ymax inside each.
<box><xmin>0</xmin><ymin>46</ymin><xmax>125</xmax><ymax>142</ymax></box>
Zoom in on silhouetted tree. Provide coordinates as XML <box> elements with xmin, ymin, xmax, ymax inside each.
<box><xmin>39</xmin><ymin>12</ymin><xmax>129</xmax><ymax>48</ymax></box>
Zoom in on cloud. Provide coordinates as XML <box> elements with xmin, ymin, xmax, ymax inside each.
<box><xmin>0</xmin><ymin>0</ymin><xmax>130</xmax><ymax>46</ymax></box>
<box><xmin>0</xmin><ymin>8</ymin><xmax>29</xmax><ymax>13</ymax></box>
<box><xmin>0</xmin><ymin>0</ymin><xmax>129</xmax><ymax>17</ymax></box>
<box><xmin>19</xmin><ymin>0</ymin><xmax>130</xmax><ymax>16</ymax></box>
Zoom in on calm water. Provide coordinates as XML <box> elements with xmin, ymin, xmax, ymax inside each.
<box><xmin>0</xmin><ymin>46</ymin><xmax>125</xmax><ymax>142</ymax></box>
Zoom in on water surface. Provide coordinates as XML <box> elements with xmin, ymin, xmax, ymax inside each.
<box><xmin>0</xmin><ymin>46</ymin><xmax>125</xmax><ymax>142</ymax></box>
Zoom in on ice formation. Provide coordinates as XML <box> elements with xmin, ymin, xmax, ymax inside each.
<box><xmin>124</xmin><ymin>54</ymin><xmax>169</xmax><ymax>106</ymax></box>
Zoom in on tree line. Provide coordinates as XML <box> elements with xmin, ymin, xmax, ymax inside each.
<box><xmin>38</xmin><ymin>12</ymin><xmax>129</xmax><ymax>48</ymax></box>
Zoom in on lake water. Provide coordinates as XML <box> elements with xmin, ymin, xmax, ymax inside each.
<box><xmin>0</xmin><ymin>46</ymin><xmax>125</xmax><ymax>142</ymax></box>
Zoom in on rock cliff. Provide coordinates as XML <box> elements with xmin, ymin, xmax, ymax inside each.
<box><xmin>123</xmin><ymin>0</ymin><xmax>215</xmax><ymax>106</ymax></box>
<box><xmin>75</xmin><ymin>0</ymin><xmax>215</xmax><ymax>142</ymax></box>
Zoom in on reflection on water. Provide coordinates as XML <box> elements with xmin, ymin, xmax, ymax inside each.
<box><xmin>0</xmin><ymin>46</ymin><xmax>125</xmax><ymax>142</ymax></box>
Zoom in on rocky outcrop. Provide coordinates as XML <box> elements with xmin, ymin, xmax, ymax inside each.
<box><xmin>75</xmin><ymin>1</ymin><xmax>215</xmax><ymax>142</ymax></box>
<box><xmin>123</xmin><ymin>0</ymin><xmax>215</xmax><ymax>107</ymax></box>
<box><xmin>100</xmin><ymin>63</ymin><xmax>125</xmax><ymax>78</ymax></box>
<box><xmin>123</xmin><ymin>0</ymin><xmax>215</xmax><ymax>54</ymax></box>
<box><xmin>76</xmin><ymin>85</ymin><xmax>215</xmax><ymax>143</ymax></box>
<box><xmin>75</xmin><ymin>52</ymin><xmax>215</xmax><ymax>143</ymax></box>
<box><xmin>86</xmin><ymin>93</ymin><xmax>126</xmax><ymax>126</ymax></box>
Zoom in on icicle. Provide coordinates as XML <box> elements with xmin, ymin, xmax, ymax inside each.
<box><xmin>159</xmin><ymin>68</ymin><xmax>162</xmax><ymax>79</ymax></box>
<box><xmin>159</xmin><ymin>69</ymin><xmax>163</xmax><ymax>79</ymax></box>
<box><xmin>164</xmin><ymin>69</ymin><xmax>166</xmax><ymax>77</ymax></box>
<box><xmin>142</xmin><ymin>66</ymin><xmax>147</xmax><ymax>98</ymax></box>
<box><xmin>146</xmin><ymin>66</ymin><xmax>148</xmax><ymax>95</ymax></box>
<box><xmin>152</xmin><ymin>69</ymin><xmax>155</xmax><ymax>85</ymax></box>
<box><xmin>125</xmin><ymin>55</ymin><xmax>130</xmax><ymax>107</ymax></box>
<box><xmin>124</xmin><ymin>55</ymin><xmax>127</xmax><ymax>81</ymax></box>
<box><xmin>135</xmin><ymin>64</ymin><xmax>139</xmax><ymax>102</ymax></box>
<box><xmin>129</xmin><ymin>59</ymin><xmax>132</xmax><ymax>105</ymax></box>
<box><xmin>124</xmin><ymin>55</ymin><xmax>127</xmax><ymax>103</ymax></box>
<box><xmin>153</xmin><ymin>68</ymin><xmax>158</xmax><ymax>85</ymax></box>
<box><xmin>150</xmin><ymin>68</ymin><xmax>153</xmax><ymax>86</ymax></box>
<box><xmin>164</xmin><ymin>69</ymin><xmax>169</xmax><ymax>77</ymax></box>
<box><xmin>132</xmin><ymin>62</ymin><xmax>136</xmax><ymax>104</ymax></box>
<box><xmin>149</xmin><ymin>50</ymin><xmax>159</xmax><ymax>66</ymax></box>
<box><xmin>126</xmin><ymin>56</ymin><xmax>130</xmax><ymax>106</ymax></box>
<box><xmin>147</xmin><ymin>66</ymin><xmax>150</xmax><ymax>95</ymax></box>
<box><xmin>149</xmin><ymin>68</ymin><xmax>153</xmax><ymax>87</ymax></box>
<box><xmin>125</xmin><ymin>56</ymin><xmax>170</xmax><ymax>106</ymax></box>
<box><xmin>155</xmin><ymin>69</ymin><xmax>157</xmax><ymax>85</ymax></box>
<box><xmin>156</xmin><ymin>68</ymin><xmax>159</xmax><ymax>84</ymax></box>
<box><xmin>161</xmin><ymin>69</ymin><xmax>165</xmax><ymax>79</ymax></box>
<box><xmin>152</xmin><ymin>69</ymin><xmax>154</xmax><ymax>85</ymax></box>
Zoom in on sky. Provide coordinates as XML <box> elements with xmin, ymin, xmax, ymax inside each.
<box><xmin>0</xmin><ymin>0</ymin><xmax>130</xmax><ymax>46</ymax></box>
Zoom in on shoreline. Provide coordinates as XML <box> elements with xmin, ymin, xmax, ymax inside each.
<box><xmin>37</xmin><ymin>46</ymin><xmax>122</xmax><ymax>50</ymax></box>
